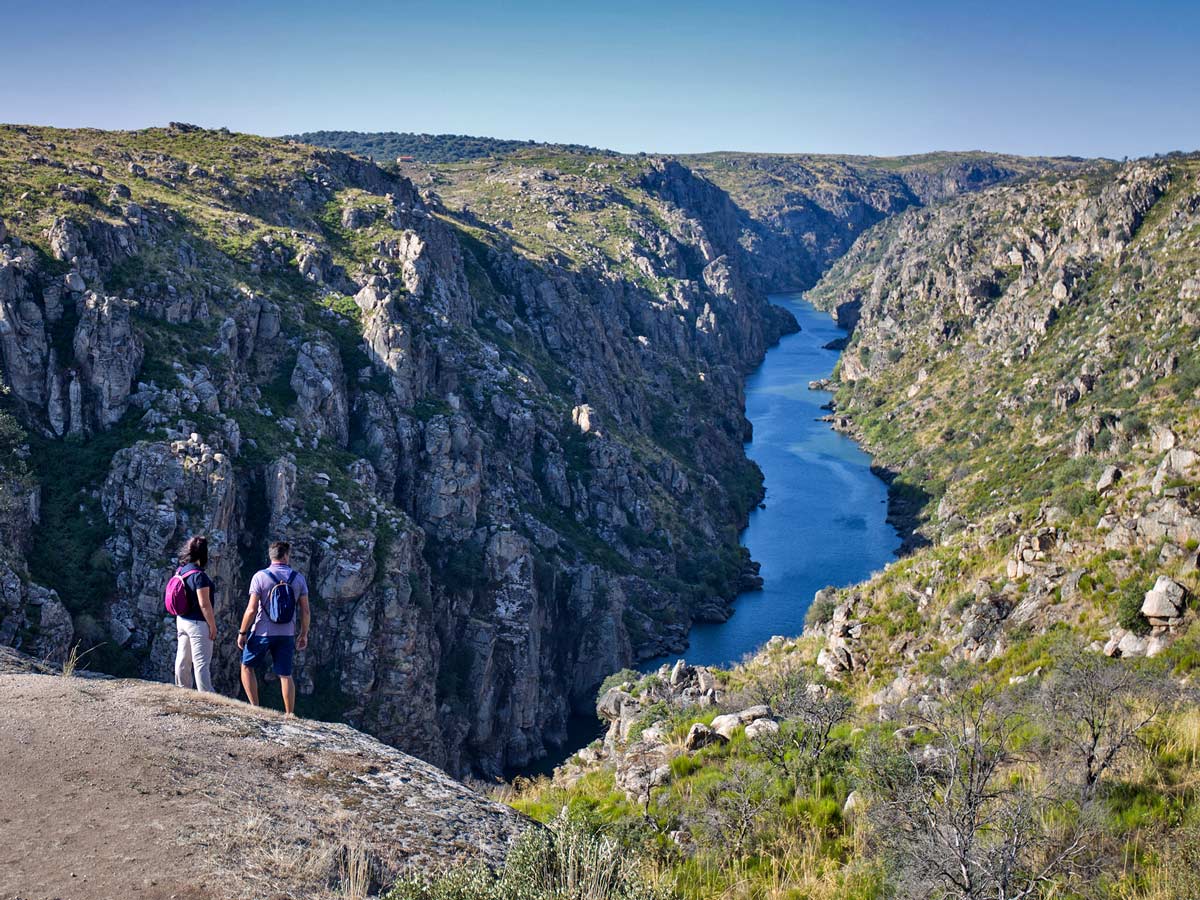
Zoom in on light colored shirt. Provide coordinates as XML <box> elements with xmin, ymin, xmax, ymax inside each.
<box><xmin>249</xmin><ymin>564</ymin><xmax>309</xmax><ymax>637</ymax></box>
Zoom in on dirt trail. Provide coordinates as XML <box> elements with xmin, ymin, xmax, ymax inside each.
<box><xmin>0</xmin><ymin>666</ymin><xmax>528</xmax><ymax>900</ymax></box>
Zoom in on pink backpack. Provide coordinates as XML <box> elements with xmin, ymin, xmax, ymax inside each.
<box><xmin>164</xmin><ymin>567</ymin><xmax>194</xmax><ymax>616</ymax></box>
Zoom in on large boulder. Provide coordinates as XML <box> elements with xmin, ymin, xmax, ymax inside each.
<box><xmin>683</xmin><ymin>722</ymin><xmax>725</xmax><ymax>752</ymax></box>
<box><xmin>1153</xmin><ymin>448</ymin><xmax>1199</xmax><ymax>496</ymax></box>
<box><xmin>1096</xmin><ymin>465</ymin><xmax>1122</xmax><ymax>494</ymax></box>
<box><xmin>710</xmin><ymin>705</ymin><xmax>772</xmax><ymax>739</ymax></box>
<box><xmin>744</xmin><ymin>717</ymin><xmax>781</xmax><ymax>741</ymax></box>
<box><xmin>1141</xmin><ymin>576</ymin><xmax>1188</xmax><ymax>621</ymax></box>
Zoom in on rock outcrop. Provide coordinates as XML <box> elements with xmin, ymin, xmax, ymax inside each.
<box><xmin>0</xmin><ymin>661</ymin><xmax>528</xmax><ymax>900</ymax></box>
<box><xmin>73</xmin><ymin>291</ymin><xmax>144</xmax><ymax>431</ymax></box>
<box><xmin>292</xmin><ymin>332</ymin><xmax>350</xmax><ymax>446</ymax></box>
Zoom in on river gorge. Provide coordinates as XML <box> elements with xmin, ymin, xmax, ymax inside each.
<box><xmin>645</xmin><ymin>294</ymin><xmax>899</xmax><ymax>670</ymax></box>
<box><xmin>520</xmin><ymin>294</ymin><xmax>900</xmax><ymax>776</ymax></box>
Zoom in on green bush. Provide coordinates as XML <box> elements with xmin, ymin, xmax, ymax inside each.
<box><xmin>27</xmin><ymin>414</ymin><xmax>147</xmax><ymax>622</ymax></box>
<box><xmin>805</xmin><ymin>592</ymin><xmax>838</xmax><ymax>628</ymax></box>
<box><xmin>1117</xmin><ymin>575</ymin><xmax>1153</xmax><ymax>635</ymax></box>
<box><xmin>598</xmin><ymin>669</ymin><xmax>641</xmax><ymax>697</ymax></box>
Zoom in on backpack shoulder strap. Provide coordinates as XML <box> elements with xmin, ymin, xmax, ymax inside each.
<box><xmin>263</xmin><ymin>569</ymin><xmax>280</xmax><ymax>587</ymax></box>
<box><xmin>285</xmin><ymin>571</ymin><xmax>298</xmax><ymax>586</ymax></box>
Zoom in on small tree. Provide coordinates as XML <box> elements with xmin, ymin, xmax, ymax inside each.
<box><xmin>693</xmin><ymin>761</ymin><xmax>776</xmax><ymax>859</ymax></box>
<box><xmin>1040</xmin><ymin>646</ymin><xmax>1176</xmax><ymax>802</ymax></box>
<box><xmin>746</xmin><ymin>659</ymin><xmax>852</xmax><ymax>787</ymax></box>
<box><xmin>864</xmin><ymin>685</ymin><xmax>1092</xmax><ymax>900</ymax></box>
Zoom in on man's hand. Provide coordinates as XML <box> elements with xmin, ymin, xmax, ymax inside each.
<box><xmin>297</xmin><ymin>632</ymin><xmax>309</xmax><ymax>651</ymax></box>
<box><xmin>237</xmin><ymin>632</ymin><xmax>247</xmax><ymax>650</ymax></box>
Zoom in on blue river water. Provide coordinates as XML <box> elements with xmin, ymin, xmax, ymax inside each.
<box><xmin>514</xmin><ymin>294</ymin><xmax>899</xmax><ymax>776</ymax></box>
<box><xmin>644</xmin><ymin>292</ymin><xmax>900</xmax><ymax>669</ymax></box>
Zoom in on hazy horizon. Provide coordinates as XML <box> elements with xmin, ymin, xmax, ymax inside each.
<box><xmin>2</xmin><ymin>122</ymin><xmax>1187</xmax><ymax>163</ymax></box>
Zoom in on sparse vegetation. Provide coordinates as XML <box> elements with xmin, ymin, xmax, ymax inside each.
<box><xmin>387</xmin><ymin>810</ymin><xmax>672</xmax><ymax>900</ymax></box>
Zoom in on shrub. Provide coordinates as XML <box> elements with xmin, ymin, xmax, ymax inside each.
<box><xmin>598</xmin><ymin>669</ymin><xmax>641</xmax><ymax>697</ymax></box>
<box><xmin>805</xmin><ymin>593</ymin><xmax>838</xmax><ymax>628</ymax></box>
<box><xmin>387</xmin><ymin>810</ymin><xmax>672</xmax><ymax>900</ymax></box>
<box><xmin>950</xmin><ymin>593</ymin><xmax>974</xmax><ymax>615</ymax></box>
<box><xmin>1117</xmin><ymin>576</ymin><xmax>1152</xmax><ymax>635</ymax></box>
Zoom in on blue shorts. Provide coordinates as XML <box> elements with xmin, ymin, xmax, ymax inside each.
<box><xmin>241</xmin><ymin>634</ymin><xmax>295</xmax><ymax>677</ymax></box>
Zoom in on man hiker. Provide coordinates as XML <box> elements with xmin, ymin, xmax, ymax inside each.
<box><xmin>237</xmin><ymin>541</ymin><xmax>310</xmax><ymax>714</ymax></box>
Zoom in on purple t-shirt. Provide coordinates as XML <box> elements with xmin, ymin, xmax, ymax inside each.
<box><xmin>249</xmin><ymin>564</ymin><xmax>309</xmax><ymax>637</ymax></box>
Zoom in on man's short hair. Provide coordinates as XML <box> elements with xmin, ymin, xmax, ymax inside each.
<box><xmin>269</xmin><ymin>541</ymin><xmax>290</xmax><ymax>562</ymax></box>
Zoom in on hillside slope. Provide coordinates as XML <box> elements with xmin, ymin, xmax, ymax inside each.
<box><xmin>293</xmin><ymin>130</ymin><xmax>1084</xmax><ymax>293</ymax></box>
<box><xmin>0</xmin><ymin>653</ymin><xmax>528</xmax><ymax>900</ymax></box>
<box><xmin>805</xmin><ymin>153</ymin><xmax>1199</xmax><ymax>681</ymax></box>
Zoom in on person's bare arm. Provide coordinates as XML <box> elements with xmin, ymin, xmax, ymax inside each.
<box><xmin>297</xmin><ymin>595</ymin><xmax>310</xmax><ymax>651</ymax></box>
<box><xmin>238</xmin><ymin>594</ymin><xmax>259</xmax><ymax>650</ymax></box>
<box><xmin>196</xmin><ymin>586</ymin><xmax>216</xmax><ymax>641</ymax></box>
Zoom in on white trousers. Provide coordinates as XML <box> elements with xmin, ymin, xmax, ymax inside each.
<box><xmin>175</xmin><ymin>617</ymin><xmax>215</xmax><ymax>693</ymax></box>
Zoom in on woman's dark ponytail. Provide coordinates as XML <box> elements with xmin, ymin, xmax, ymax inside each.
<box><xmin>180</xmin><ymin>535</ymin><xmax>209</xmax><ymax>568</ymax></box>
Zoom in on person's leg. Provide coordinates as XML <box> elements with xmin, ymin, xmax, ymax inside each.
<box><xmin>240</xmin><ymin>665</ymin><xmax>260</xmax><ymax>705</ymax></box>
<box><xmin>174</xmin><ymin>625</ymin><xmax>194</xmax><ymax>689</ymax></box>
<box><xmin>270</xmin><ymin>636</ymin><xmax>297</xmax><ymax>714</ymax></box>
<box><xmin>192</xmin><ymin>625</ymin><xmax>215</xmax><ymax>693</ymax></box>
<box><xmin>279</xmin><ymin>675</ymin><xmax>296</xmax><ymax>714</ymax></box>
<box><xmin>241</xmin><ymin>635</ymin><xmax>269</xmax><ymax>705</ymax></box>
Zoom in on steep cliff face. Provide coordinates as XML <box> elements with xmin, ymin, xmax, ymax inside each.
<box><xmin>0</xmin><ymin>126</ymin><xmax>794</xmax><ymax>776</ymax></box>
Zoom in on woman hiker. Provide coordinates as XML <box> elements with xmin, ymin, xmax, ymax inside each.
<box><xmin>172</xmin><ymin>535</ymin><xmax>218</xmax><ymax>693</ymax></box>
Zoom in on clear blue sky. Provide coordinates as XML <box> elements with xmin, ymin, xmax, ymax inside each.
<box><xmin>4</xmin><ymin>0</ymin><xmax>1197</xmax><ymax>158</ymax></box>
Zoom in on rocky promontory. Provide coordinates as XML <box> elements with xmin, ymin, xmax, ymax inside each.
<box><xmin>0</xmin><ymin>650</ymin><xmax>528</xmax><ymax>900</ymax></box>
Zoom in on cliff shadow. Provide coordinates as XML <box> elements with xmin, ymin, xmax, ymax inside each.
<box><xmin>870</xmin><ymin>464</ymin><xmax>933</xmax><ymax>555</ymax></box>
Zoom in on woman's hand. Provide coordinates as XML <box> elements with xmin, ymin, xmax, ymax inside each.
<box><xmin>208</xmin><ymin>622</ymin><xmax>217</xmax><ymax>641</ymax></box>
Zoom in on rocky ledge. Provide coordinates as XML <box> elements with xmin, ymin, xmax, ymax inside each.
<box><xmin>0</xmin><ymin>655</ymin><xmax>529</xmax><ymax>900</ymax></box>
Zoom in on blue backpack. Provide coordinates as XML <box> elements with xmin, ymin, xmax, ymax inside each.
<box><xmin>264</xmin><ymin>570</ymin><xmax>298</xmax><ymax>625</ymax></box>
